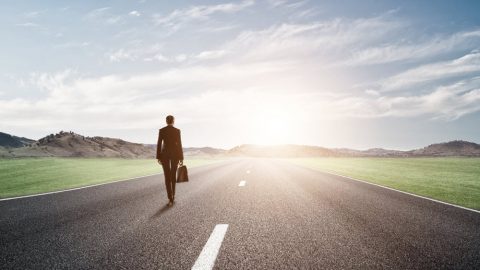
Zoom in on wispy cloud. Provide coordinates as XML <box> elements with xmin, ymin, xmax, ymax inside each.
<box><xmin>4</xmin><ymin>3</ymin><xmax>480</xmax><ymax>146</ymax></box>
<box><xmin>84</xmin><ymin>7</ymin><xmax>123</xmax><ymax>25</ymax></box>
<box><xmin>54</xmin><ymin>41</ymin><xmax>90</xmax><ymax>49</ymax></box>
<box><xmin>23</xmin><ymin>10</ymin><xmax>47</xmax><ymax>18</ymax></box>
<box><xmin>354</xmin><ymin>77</ymin><xmax>480</xmax><ymax>120</ymax></box>
<box><xmin>379</xmin><ymin>51</ymin><xmax>480</xmax><ymax>91</ymax></box>
<box><xmin>16</xmin><ymin>22</ymin><xmax>41</xmax><ymax>28</ymax></box>
<box><xmin>341</xmin><ymin>29</ymin><xmax>480</xmax><ymax>66</ymax></box>
<box><xmin>195</xmin><ymin>50</ymin><xmax>227</xmax><ymax>60</ymax></box>
<box><xmin>268</xmin><ymin>0</ymin><xmax>307</xmax><ymax>9</ymax></box>
<box><xmin>152</xmin><ymin>0</ymin><xmax>254</xmax><ymax>31</ymax></box>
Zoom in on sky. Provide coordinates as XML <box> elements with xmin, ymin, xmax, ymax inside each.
<box><xmin>1</xmin><ymin>0</ymin><xmax>480</xmax><ymax>150</ymax></box>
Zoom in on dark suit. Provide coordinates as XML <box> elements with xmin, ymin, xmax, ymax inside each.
<box><xmin>157</xmin><ymin>125</ymin><xmax>184</xmax><ymax>202</ymax></box>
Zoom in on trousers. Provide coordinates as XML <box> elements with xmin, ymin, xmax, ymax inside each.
<box><xmin>161</xmin><ymin>159</ymin><xmax>179</xmax><ymax>201</ymax></box>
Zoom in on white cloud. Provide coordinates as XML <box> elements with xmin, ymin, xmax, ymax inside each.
<box><xmin>379</xmin><ymin>51</ymin><xmax>480</xmax><ymax>91</ymax></box>
<box><xmin>375</xmin><ymin>77</ymin><xmax>480</xmax><ymax>120</ymax></box>
<box><xmin>23</xmin><ymin>10</ymin><xmax>47</xmax><ymax>18</ymax></box>
<box><xmin>144</xmin><ymin>53</ymin><xmax>170</xmax><ymax>62</ymax></box>
<box><xmin>84</xmin><ymin>7</ymin><xmax>123</xmax><ymax>25</ymax></box>
<box><xmin>153</xmin><ymin>0</ymin><xmax>254</xmax><ymax>31</ymax></box>
<box><xmin>268</xmin><ymin>0</ymin><xmax>307</xmax><ymax>9</ymax></box>
<box><xmin>106</xmin><ymin>43</ymin><xmax>167</xmax><ymax>62</ymax></box>
<box><xmin>108</xmin><ymin>49</ymin><xmax>136</xmax><ymax>62</ymax></box>
<box><xmin>175</xmin><ymin>54</ymin><xmax>188</xmax><ymax>62</ymax></box>
<box><xmin>16</xmin><ymin>22</ymin><xmax>41</xmax><ymax>28</ymax></box>
<box><xmin>341</xmin><ymin>29</ymin><xmax>480</xmax><ymax>66</ymax></box>
<box><xmin>4</xmin><ymin>10</ymin><xmax>480</xmax><ymax>144</ymax></box>
<box><xmin>54</xmin><ymin>41</ymin><xmax>90</xmax><ymax>49</ymax></box>
<box><xmin>195</xmin><ymin>50</ymin><xmax>227</xmax><ymax>60</ymax></box>
<box><xmin>129</xmin><ymin>10</ymin><xmax>141</xmax><ymax>17</ymax></box>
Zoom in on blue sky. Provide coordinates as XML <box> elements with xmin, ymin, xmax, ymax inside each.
<box><xmin>1</xmin><ymin>0</ymin><xmax>480</xmax><ymax>149</ymax></box>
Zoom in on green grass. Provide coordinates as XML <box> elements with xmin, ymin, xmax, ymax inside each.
<box><xmin>287</xmin><ymin>158</ymin><xmax>480</xmax><ymax>210</ymax></box>
<box><xmin>0</xmin><ymin>158</ymin><xmax>222</xmax><ymax>199</ymax></box>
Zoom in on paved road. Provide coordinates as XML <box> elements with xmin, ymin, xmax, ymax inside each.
<box><xmin>1</xmin><ymin>158</ymin><xmax>479</xmax><ymax>269</ymax></box>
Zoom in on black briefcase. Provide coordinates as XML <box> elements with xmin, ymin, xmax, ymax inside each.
<box><xmin>177</xmin><ymin>165</ymin><xmax>189</xmax><ymax>182</ymax></box>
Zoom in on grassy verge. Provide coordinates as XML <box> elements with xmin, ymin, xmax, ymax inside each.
<box><xmin>287</xmin><ymin>157</ymin><xmax>480</xmax><ymax>210</ymax></box>
<box><xmin>0</xmin><ymin>158</ymin><xmax>223</xmax><ymax>199</ymax></box>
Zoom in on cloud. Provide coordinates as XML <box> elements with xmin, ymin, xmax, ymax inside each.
<box><xmin>195</xmin><ymin>50</ymin><xmax>227</xmax><ymax>60</ymax></box>
<box><xmin>4</xmin><ymin>10</ymin><xmax>480</xmax><ymax>144</ymax></box>
<box><xmin>129</xmin><ymin>10</ymin><xmax>141</xmax><ymax>17</ymax></box>
<box><xmin>152</xmin><ymin>0</ymin><xmax>254</xmax><ymax>31</ymax></box>
<box><xmin>16</xmin><ymin>22</ymin><xmax>41</xmax><ymax>28</ymax></box>
<box><xmin>106</xmin><ymin>43</ymin><xmax>166</xmax><ymax>62</ymax></box>
<box><xmin>379</xmin><ymin>51</ymin><xmax>480</xmax><ymax>91</ymax></box>
<box><xmin>108</xmin><ymin>49</ymin><xmax>136</xmax><ymax>62</ymax></box>
<box><xmin>215</xmin><ymin>14</ymin><xmax>405</xmax><ymax>65</ymax></box>
<box><xmin>23</xmin><ymin>10</ymin><xmax>47</xmax><ymax>18</ymax></box>
<box><xmin>373</xmin><ymin>77</ymin><xmax>480</xmax><ymax>120</ymax></box>
<box><xmin>54</xmin><ymin>41</ymin><xmax>90</xmax><ymax>49</ymax></box>
<box><xmin>84</xmin><ymin>7</ymin><xmax>123</xmax><ymax>25</ymax></box>
<box><xmin>341</xmin><ymin>29</ymin><xmax>480</xmax><ymax>66</ymax></box>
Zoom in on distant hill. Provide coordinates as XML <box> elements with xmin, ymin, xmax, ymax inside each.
<box><xmin>1</xmin><ymin>131</ymin><xmax>155</xmax><ymax>158</ymax></box>
<box><xmin>1</xmin><ymin>131</ymin><xmax>226</xmax><ymax>158</ymax></box>
<box><xmin>143</xmin><ymin>145</ymin><xmax>225</xmax><ymax>157</ymax></box>
<box><xmin>226</xmin><ymin>141</ymin><xmax>480</xmax><ymax>157</ymax></box>
<box><xmin>332</xmin><ymin>147</ymin><xmax>408</xmax><ymax>157</ymax></box>
<box><xmin>410</xmin><ymin>140</ymin><xmax>480</xmax><ymax>157</ymax></box>
<box><xmin>228</xmin><ymin>144</ymin><xmax>335</xmax><ymax>157</ymax></box>
<box><xmin>0</xmin><ymin>132</ymin><xmax>35</xmax><ymax>148</ymax></box>
<box><xmin>184</xmin><ymin>147</ymin><xmax>226</xmax><ymax>157</ymax></box>
<box><xmin>1</xmin><ymin>131</ymin><xmax>479</xmax><ymax>158</ymax></box>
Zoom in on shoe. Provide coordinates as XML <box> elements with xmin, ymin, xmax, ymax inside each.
<box><xmin>167</xmin><ymin>201</ymin><xmax>173</xmax><ymax>207</ymax></box>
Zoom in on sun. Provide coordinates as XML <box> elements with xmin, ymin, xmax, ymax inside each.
<box><xmin>250</xmin><ymin>111</ymin><xmax>292</xmax><ymax>145</ymax></box>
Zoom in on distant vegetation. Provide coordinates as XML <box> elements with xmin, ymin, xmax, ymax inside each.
<box><xmin>0</xmin><ymin>158</ymin><xmax>223</xmax><ymax>199</ymax></box>
<box><xmin>289</xmin><ymin>158</ymin><xmax>480</xmax><ymax>210</ymax></box>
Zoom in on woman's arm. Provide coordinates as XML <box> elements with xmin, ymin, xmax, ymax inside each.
<box><xmin>156</xmin><ymin>129</ymin><xmax>163</xmax><ymax>161</ymax></box>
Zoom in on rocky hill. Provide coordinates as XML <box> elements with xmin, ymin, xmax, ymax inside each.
<box><xmin>410</xmin><ymin>140</ymin><xmax>480</xmax><ymax>157</ymax></box>
<box><xmin>1</xmin><ymin>131</ymin><xmax>155</xmax><ymax>158</ymax></box>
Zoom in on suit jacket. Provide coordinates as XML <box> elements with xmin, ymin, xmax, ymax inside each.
<box><xmin>156</xmin><ymin>125</ymin><xmax>184</xmax><ymax>160</ymax></box>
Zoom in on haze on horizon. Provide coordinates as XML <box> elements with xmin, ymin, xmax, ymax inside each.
<box><xmin>1</xmin><ymin>0</ymin><xmax>480</xmax><ymax>150</ymax></box>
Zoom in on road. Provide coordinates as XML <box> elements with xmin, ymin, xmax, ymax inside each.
<box><xmin>1</xmin><ymin>158</ymin><xmax>479</xmax><ymax>269</ymax></box>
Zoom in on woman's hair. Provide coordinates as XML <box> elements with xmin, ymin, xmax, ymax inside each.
<box><xmin>166</xmin><ymin>115</ymin><xmax>174</xmax><ymax>124</ymax></box>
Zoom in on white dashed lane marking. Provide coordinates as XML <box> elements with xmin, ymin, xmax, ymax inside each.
<box><xmin>238</xmin><ymin>180</ymin><xmax>246</xmax><ymax>187</ymax></box>
<box><xmin>191</xmin><ymin>224</ymin><xmax>229</xmax><ymax>270</ymax></box>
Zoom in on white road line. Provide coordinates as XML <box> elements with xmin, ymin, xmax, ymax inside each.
<box><xmin>192</xmin><ymin>224</ymin><xmax>229</xmax><ymax>270</ymax></box>
<box><xmin>0</xmin><ymin>173</ymin><xmax>161</xmax><ymax>202</ymax></box>
<box><xmin>238</xmin><ymin>180</ymin><xmax>246</xmax><ymax>187</ymax></box>
<box><xmin>246</xmin><ymin>170</ymin><xmax>250</xmax><ymax>174</ymax></box>
<box><xmin>322</xmin><ymin>171</ymin><xmax>480</xmax><ymax>214</ymax></box>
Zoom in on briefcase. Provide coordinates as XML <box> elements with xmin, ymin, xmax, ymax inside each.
<box><xmin>177</xmin><ymin>165</ymin><xmax>189</xmax><ymax>182</ymax></box>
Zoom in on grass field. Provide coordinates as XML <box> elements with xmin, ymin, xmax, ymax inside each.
<box><xmin>0</xmin><ymin>158</ymin><xmax>222</xmax><ymax>199</ymax></box>
<box><xmin>288</xmin><ymin>157</ymin><xmax>480</xmax><ymax>210</ymax></box>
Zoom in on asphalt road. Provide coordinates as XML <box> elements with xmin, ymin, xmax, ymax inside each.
<box><xmin>1</xmin><ymin>158</ymin><xmax>479</xmax><ymax>269</ymax></box>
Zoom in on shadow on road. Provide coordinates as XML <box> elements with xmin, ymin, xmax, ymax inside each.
<box><xmin>150</xmin><ymin>204</ymin><xmax>171</xmax><ymax>219</ymax></box>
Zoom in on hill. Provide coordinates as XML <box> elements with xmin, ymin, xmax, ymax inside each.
<box><xmin>1</xmin><ymin>131</ymin><xmax>479</xmax><ymax>158</ymax></box>
<box><xmin>410</xmin><ymin>140</ymin><xmax>480</xmax><ymax>157</ymax></box>
<box><xmin>228</xmin><ymin>144</ymin><xmax>336</xmax><ymax>157</ymax></box>
<box><xmin>0</xmin><ymin>132</ymin><xmax>35</xmax><ymax>148</ymax></box>
<box><xmin>1</xmin><ymin>131</ymin><xmax>155</xmax><ymax>158</ymax></box>
<box><xmin>183</xmin><ymin>147</ymin><xmax>226</xmax><ymax>157</ymax></box>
